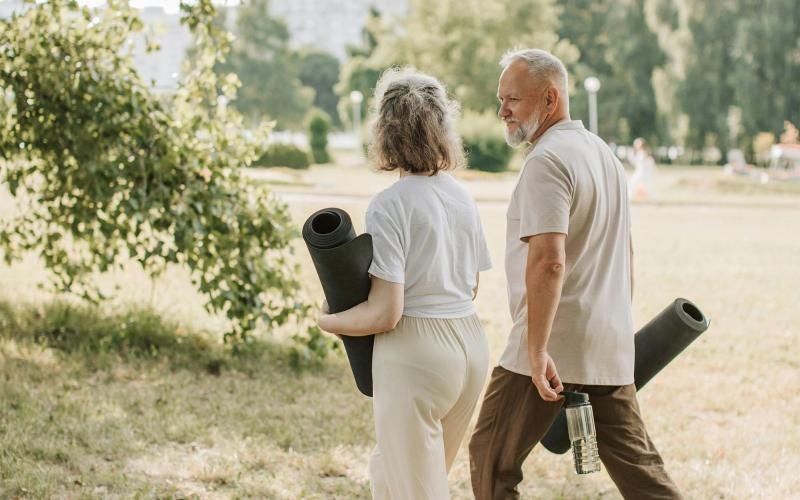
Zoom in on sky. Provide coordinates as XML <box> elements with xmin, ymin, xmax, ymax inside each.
<box><xmin>76</xmin><ymin>1</ymin><xmax>239</xmax><ymax>15</ymax></box>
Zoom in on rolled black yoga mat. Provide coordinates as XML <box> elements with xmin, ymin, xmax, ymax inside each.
<box><xmin>302</xmin><ymin>207</ymin><xmax>374</xmax><ymax>397</ymax></box>
<box><xmin>540</xmin><ymin>298</ymin><xmax>710</xmax><ymax>454</ymax></box>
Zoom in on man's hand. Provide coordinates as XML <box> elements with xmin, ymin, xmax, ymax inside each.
<box><xmin>530</xmin><ymin>350</ymin><xmax>564</xmax><ymax>401</ymax></box>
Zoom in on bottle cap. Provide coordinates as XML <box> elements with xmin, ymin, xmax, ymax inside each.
<box><xmin>561</xmin><ymin>390</ymin><xmax>590</xmax><ymax>407</ymax></box>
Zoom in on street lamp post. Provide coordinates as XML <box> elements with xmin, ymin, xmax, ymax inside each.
<box><xmin>349</xmin><ymin>90</ymin><xmax>364</xmax><ymax>150</ymax></box>
<box><xmin>583</xmin><ymin>76</ymin><xmax>601</xmax><ymax>136</ymax></box>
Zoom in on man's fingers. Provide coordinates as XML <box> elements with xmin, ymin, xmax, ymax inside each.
<box><xmin>549</xmin><ymin>372</ymin><xmax>564</xmax><ymax>395</ymax></box>
<box><xmin>533</xmin><ymin>375</ymin><xmax>559</xmax><ymax>401</ymax></box>
<box><xmin>545</xmin><ymin>358</ymin><xmax>564</xmax><ymax>396</ymax></box>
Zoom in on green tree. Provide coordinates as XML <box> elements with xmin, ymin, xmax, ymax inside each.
<box><xmin>732</xmin><ymin>0</ymin><xmax>800</xmax><ymax>143</ymax></box>
<box><xmin>298</xmin><ymin>50</ymin><xmax>341</xmax><ymax>128</ymax></box>
<box><xmin>335</xmin><ymin>7</ymin><xmax>391</xmax><ymax>128</ymax></box>
<box><xmin>660</xmin><ymin>0</ymin><xmax>799</xmax><ymax>160</ymax></box>
<box><xmin>559</xmin><ymin>0</ymin><xmax>666</xmax><ymax>143</ymax></box>
<box><xmin>675</xmin><ymin>0</ymin><xmax>738</xmax><ymax>152</ymax></box>
<box><xmin>215</xmin><ymin>0</ymin><xmax>313</xmax><ymax>130</ymax></box>
<box><xmin>386</xmin><ymin>0</ymin><xmax>577</xmax><ymax>113</ymax></box>
<box><xmin>0</xmin><ymin>0</ymin><xmax>327</xmax><ymax>359</ymax></box>
<box><xmin>643</xmin><ymin>0</ymin><xmax>692</xmax><ymax>149</ymax></box>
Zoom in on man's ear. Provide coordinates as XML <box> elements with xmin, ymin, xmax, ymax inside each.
<box><xmin>546</xmin><ymin>87</ymin><xmax>559</xmax><ymax>113</ymax></box>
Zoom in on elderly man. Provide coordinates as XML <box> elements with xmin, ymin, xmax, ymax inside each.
<box><xmin>468</xmin><ymin>48</ymin><xmax>681</xmax><ymax>500</ymax></box>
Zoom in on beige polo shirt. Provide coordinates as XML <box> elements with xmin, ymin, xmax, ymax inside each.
<box><xmin>499</xmin><ymin>120</ymin><xmax>634</xmax><ymax>385</ymax></box>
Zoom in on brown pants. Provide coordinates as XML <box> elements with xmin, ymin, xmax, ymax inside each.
<box><xmin>469</xmin><ymin>366</ymin><xmax>682</xmax><ymax>500</ymax></box>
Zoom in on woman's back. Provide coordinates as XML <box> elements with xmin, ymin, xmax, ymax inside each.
<box><xmin>366</xmin><ymin>172</ymin><xmax>491</xmax><ymax>319</ymax></box>
<box><xmin>317</xmin><ymin>68</ymin><xmax>491</xmax><ymax>500</ymax></box>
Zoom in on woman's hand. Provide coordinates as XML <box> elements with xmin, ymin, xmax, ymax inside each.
<box><xmin>318</xmin><ymin>300</ymin><xmax>340</xmax><ymax>338</ymax></box>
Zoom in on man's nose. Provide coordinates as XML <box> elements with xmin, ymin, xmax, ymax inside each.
<box><xmin>498</xmin><ymin>103</ymin><xmax>509</xmax><ymax>119</ymax></box>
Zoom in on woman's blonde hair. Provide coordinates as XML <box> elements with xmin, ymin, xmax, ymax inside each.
<box><xmin>368</xmin><ymin>68</ymin><xmax>464</xmax><ymax>175</ymax></box>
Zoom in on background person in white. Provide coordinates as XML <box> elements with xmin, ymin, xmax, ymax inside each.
<box><xmin>318</xmin><ymin>68</ymin><xmax>492</xmax><ymax>499</ymax></box>
<box><xmin>468</xmin><ymin>49</ymin><xmax>682</xmax><ymax>499</ymax></box>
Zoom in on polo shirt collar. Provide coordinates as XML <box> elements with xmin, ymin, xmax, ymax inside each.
<box><xmin>525</xmin><ymin>119</ymin><xmax>585</xmax><ymax>154</ymax></box>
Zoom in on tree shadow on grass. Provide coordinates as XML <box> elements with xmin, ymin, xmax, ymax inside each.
<box><xmin>1</xmin><ymin>296</ymin><xmax>374</xmax><ymax>497</ymax></box>
<box><xmin>0</xmin><ymin>297</ymin><xmax>313</xmax><ymax>376</ymax></box>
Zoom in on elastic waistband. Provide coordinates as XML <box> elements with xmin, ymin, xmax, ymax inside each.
<box><xmin>398</xmin><ymin>313</ymin><xmax>480</xmax><ymax>323</ymax></box>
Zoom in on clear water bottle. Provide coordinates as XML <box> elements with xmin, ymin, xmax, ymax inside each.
<box><xmin>563</xmin><ymin>391</ymin><xmax>601</xmax><ymax>474</ymax></box>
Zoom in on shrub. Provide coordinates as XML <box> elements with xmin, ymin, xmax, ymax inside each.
<box><xmin>0</xmin><ymin>1</ymin><xmax>324</xmax><ymax>361</ymax></box>
<box><xmin>459</xmin><ymin>111</ymin><xmax>514</xmax><ymax>172</ymax></box>
<box><xmin>253</xmin><ymin>143</ymin><xmax>311</xmax><ymax>169</ymax></box>
<box><xmin>308</xmin><ymin>111</ymin><xmax>332</xmax><ymax>164</ymax></box>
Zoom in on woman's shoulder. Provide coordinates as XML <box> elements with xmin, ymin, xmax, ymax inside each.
<box><xmin>441</xmin><ymin>171</ymin><xmax>472</xmax><ymax>195</ymax></box>
<box><xmin>367</xmin><ymin>181</ymin><xmax>407</xmax><ymax>216</ymax></box>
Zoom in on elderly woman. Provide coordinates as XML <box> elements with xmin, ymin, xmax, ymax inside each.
<box><xmin>318</xmin><ymin>68</ymin><xmax>492</xmax><ymax>499</ymax></box>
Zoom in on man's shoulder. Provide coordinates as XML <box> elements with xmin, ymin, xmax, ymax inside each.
<box><xmin>528</xmin><ymin>129</ymin><xmax>617</xmax><ymax>168</ymax></box>
<box><xmin>522</xmin><ymin>147</ymin><xmax>570</xmax><ymax>176</ymax></box>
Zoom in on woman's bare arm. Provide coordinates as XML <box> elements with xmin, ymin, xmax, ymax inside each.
<box><xmin>318</xmin><ymin>277</ymin><xmax>404</xmax><ymax>336</ymax></box>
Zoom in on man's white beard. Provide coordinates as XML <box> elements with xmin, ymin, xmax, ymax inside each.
<box><xmin>504</xmin><ymin>113</ymin><xmax>541</xmax><ymax>147</ymax></box>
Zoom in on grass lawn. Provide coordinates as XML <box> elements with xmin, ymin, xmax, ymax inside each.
<box><xmin>2</xmin><ymin>156</ymin><xmax>799</xmax><ymax>498</ymax></box>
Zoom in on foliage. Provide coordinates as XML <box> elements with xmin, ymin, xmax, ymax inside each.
<box><xmin>730</xmin><ymin>0</ymin><xmax>800</xmax><ymax>143</ymax></box>
<box><xmin>671</xmin><ymin>0</ymin><xmax>800</xmax><ymax>157</ymax></box>
<box><xmin>298</xmin><ymin>50</ymin><xmax>341</xmax><ymax>128</ymax></box>
<box><xmin>674</xmin><ymin>0</ymin><xmax>738</xmax><ymax>151</ymax></box>
<box><xmin>332</xmin><ymin>0</ymin><xmax>797</xmax><ymax>155</ymax></box>
<box><xmin>335</xmin><ymin>7</ymin><xmax>390</xmax><ymax>129</ymax></box>
<box><xmin>213</xmin><ymin>0</ymin><xmax>313</xmax><ymax>130</ymax></box>
<box><xmin>0</xmin><ymin>0</ymin><xmax>327</xmax><ymax>359</ymax></box>
<box><xmin>459</xmin><ymin>111</ymin><xmax>514</xmax><ymax>172</ymax></box>
<box><xmin>252</xmin><ymin>143</ymin><xmax>311</xmax><ymax>169</ymax></box>
<box><xmin>308</xmin><ymin>111</ymin><xmax>332</xmax><ymax>164</ymax></box>
<box><xmin>559</xmin><ymin>0</ymin><xmax>666</xmax><ymax>143</ymax></box>
<box><xmin>383</xmin><ymin>0</ymin><xmax>578</xmax><ymax>113</ymax></box>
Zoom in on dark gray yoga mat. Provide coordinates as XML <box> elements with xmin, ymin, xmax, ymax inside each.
<box><xmin>540</xmin><ymin>298</ymin><xmax>710</xmax><ymax>454</ymax></box>
<box><xmin>303</xmin><ymin>207</ymin><xmax>374</xmax><ymax>397</ymax></box>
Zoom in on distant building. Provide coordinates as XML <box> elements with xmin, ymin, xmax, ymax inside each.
<box><xmin>269</xmin><ymin>0</ymin><xmax>406</xmax><ymax>60</ymax></box>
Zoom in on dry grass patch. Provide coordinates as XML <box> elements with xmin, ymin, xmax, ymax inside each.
<box><xmin>2</xmin><ymin>166</ymin><xmax>799</xmax><ymax>498</ymax></box>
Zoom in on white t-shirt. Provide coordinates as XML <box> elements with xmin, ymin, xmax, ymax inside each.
<box><xmin>366</xmin><ymin>172</ymin><xmax>492</xmax><ymax>319</ymax></box>
<box><xmin>500</xmin><ymin>120</ymin><xmax>635</xmax><ymax>385</ymax></box>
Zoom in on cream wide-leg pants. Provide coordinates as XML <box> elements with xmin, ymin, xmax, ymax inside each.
<box><xmin>368</xmin><ymin>314</ymin><xmax>489</xmax><ymax>500</ymax></box>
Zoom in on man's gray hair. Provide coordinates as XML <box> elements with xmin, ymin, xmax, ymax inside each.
<box><xmin>500</xmin><ymin>48</ymin><xmax>569</xmax><ymax>96</ymax></box>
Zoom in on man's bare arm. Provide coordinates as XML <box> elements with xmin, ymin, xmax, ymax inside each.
<box><xmin>525</xmin><ymin>232</ymin><xmax>566</xmax><ymax>401</ymax></box>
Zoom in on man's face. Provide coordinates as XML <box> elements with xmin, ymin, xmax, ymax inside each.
<box><xmin>497</xmin><ymin>60</ymin><xmax>546</xmax><ymax>147</ymax></box>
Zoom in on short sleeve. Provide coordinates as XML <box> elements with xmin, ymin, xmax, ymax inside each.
<box><xmin>476</xmin><ymin>212</ymin><xmax>492</xmax><ymax>272</ymax></box>
<box><xmin>365</xmin><ymin>208</ymin><xmax>405</xmax><ymax>284</ymax></box>
<box><xmin>517</xmin><ymin>154</ymin><xmax>573</xmax><ymax>241</ymax></box>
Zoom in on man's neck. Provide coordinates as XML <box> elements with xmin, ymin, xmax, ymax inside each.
<box><xmin>528</xmin><ymin>110</ymin><xmax>571</xmax><ymax>144</ymax></box>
